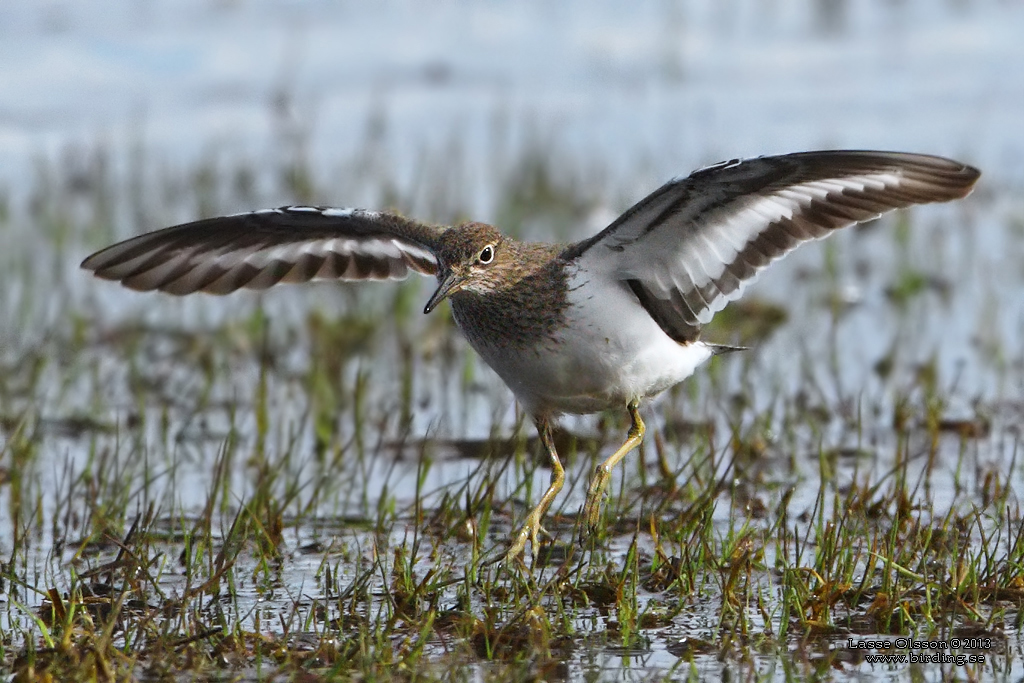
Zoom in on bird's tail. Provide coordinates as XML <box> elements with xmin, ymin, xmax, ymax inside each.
<box><xmin>708</xmin><ymin>343</ymin><xmax>747</xmax><ymax>356</ymax></box>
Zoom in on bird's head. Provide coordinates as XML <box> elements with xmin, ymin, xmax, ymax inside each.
<box><xmin>424</xmin><ymin>222</ymin><xmax>509</xmax><ymax>314</ymax></box>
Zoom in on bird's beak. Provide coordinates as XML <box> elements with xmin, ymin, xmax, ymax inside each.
<box><xmin>424</xmin><ymin>271</ymin><xmax>464</xmax><ymax>314</ymax></box>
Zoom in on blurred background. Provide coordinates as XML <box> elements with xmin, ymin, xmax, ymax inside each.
<box><xmin>1</xmin><ymin>4</ymin><xmax>1023</xmax><ymax>676</ymax></box>
<box><xmin>2</xmin><ymin>0</ymin><xmax>1018</xmax><ymax>220</ymax></box>
<box><xmin>3</xmin><ymin>0</ymin><xmax>1021</xmax><ymax>427</ymax></box>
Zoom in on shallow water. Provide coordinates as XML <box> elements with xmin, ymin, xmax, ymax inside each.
<box><xmin>3</xmin><ymin>1</ymin><xmax>1023</xmax><ymax>205</ymax></box>
<box><xmin>2</xmin><ymin>1</ymin><xmax>1024</xmax><ymax>681</ymax></box>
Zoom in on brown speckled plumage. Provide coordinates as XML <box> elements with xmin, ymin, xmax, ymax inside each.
<box><xmin>449</xmin><ymin>239</ymin><xmax>569</xmax><ymax>349</ymax></box>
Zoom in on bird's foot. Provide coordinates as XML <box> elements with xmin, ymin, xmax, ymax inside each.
<box><xmin>580</xmin><ymin>466</ymin><xmax>611</xmax><ymax>541</ymax></box>
<box><xmin>505</xmin><ymin>509</ymin><xmax>546</xmax><ymax>565</ymax></box>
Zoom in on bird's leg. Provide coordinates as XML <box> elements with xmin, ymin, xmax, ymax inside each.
<box><xmin>581</xmin><ymin>400</ymin><xmax>645</xmax><ymax>538</ymax></box>
<box><xmin>505</xmin><ymin>416</ymin><xmax>565</xmax><ymax>565</ymax></box>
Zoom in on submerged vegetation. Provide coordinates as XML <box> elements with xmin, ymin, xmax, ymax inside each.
<box><xmin>0</xmin><ymin>129</ymin><xmax>1020</xmax><ymax>682</ymax></box>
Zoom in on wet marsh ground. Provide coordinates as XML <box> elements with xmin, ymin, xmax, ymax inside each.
<box><xmin>1</xmin><ymin>137</ymin><xmax>1024</xmax><ymax>683</ymax></box>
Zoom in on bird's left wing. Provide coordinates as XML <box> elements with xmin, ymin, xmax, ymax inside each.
<box><xmin>81</xmin><ymin>206</ymin><xmax>442</xmax><ymax>295</ymax></box>
<box><xmin>566</xmin><ymin>151</ymin><xmax>980</xmax><ymax>342</ymax></box>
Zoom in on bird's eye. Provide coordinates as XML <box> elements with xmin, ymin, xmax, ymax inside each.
<box><xmin>478</xmin><ymin>245</ymin><xmax>495</xmax><ymax>264</ymax></box>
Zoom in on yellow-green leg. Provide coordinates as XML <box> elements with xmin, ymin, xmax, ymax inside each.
<box><xmin>581</xmin><ymin>400</ymin><xmax>645</xmax><ymax>538</ymax></box>
<box><xmin>505</xmin><ymin>416</ymin><xmax>565</xmax><ymax>564</ymax></box>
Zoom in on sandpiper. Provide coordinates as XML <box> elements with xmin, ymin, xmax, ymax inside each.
<box><xmin>82</xmin><ymin>150</ymin><xmax>980</xmax><ymax>563</ymax></box>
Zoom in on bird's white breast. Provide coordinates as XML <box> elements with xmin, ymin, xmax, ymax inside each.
<box><xmin>462</xmin><ymin>263</ymin><xmax>714</xmax><ymax>416</ymax></box>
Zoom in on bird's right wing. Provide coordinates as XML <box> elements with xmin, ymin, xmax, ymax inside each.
<box><xmin>81</xmin><ymin>206</ymin><xmax>442</xmax><ymax>295</ymax></box>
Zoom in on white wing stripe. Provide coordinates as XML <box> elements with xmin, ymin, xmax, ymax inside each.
<box><xmin>706</xmin><ymin>218</ymin><xmax>750</xmax><ymax>255</ymax></box>
<box><xmin>219</xmin><ymin>236</ymin><xmax>434</xmax><ymax>273</ymax></box>
<box><xmin>688</xmin><ymin>233</ymin><xmax>725</xmax><ymax>285</ymax></box>
<box><xmin>692</xmin><ymin>169</ymin><xmax>916</xmax><ymax>273</ymax></box>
